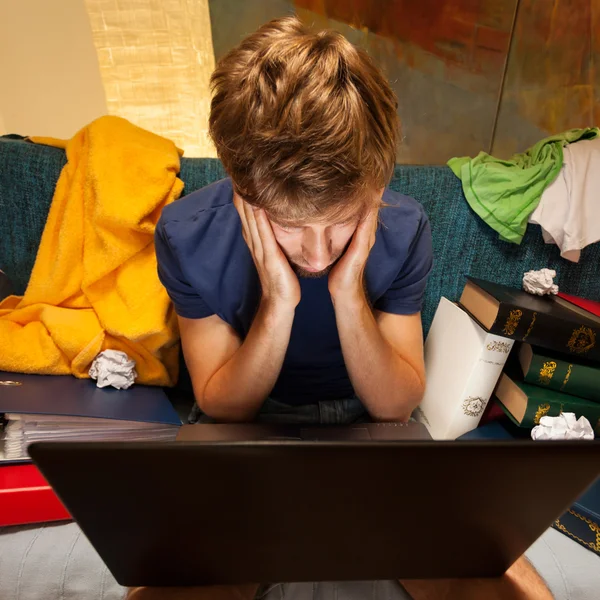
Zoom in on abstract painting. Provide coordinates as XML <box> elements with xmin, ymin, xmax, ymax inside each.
<box><xmin>209</xmin><ymin>0</ymin><xmax>517</xmax><ymax>164</ymax></box>
<box><xmin>492</xmin><ymin>0</ymin><xmax>599</xmax><ymax>157</ymax></box>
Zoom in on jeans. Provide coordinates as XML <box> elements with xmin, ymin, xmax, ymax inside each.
<box><xmin>188</xmin><ymin>396</ymin><xmax>369</xmax><ymax>425</ymax></box>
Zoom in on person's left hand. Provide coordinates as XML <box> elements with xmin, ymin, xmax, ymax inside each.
<box><xmin>328</xmin><ymin>209</ymin><xmax>378</xmax><ymax>303</ymax></box>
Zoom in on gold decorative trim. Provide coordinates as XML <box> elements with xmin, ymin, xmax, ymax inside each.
<box><xmin>538</xmin><ymin>361</ymin><xmax>556</xmax><ymax>385</ymax></box>
<box><xmin>522</xmin><ymin>311</ymin><xmax>537</xmax><ymax>341</ymax></box>
<box><xmin>554</xmin><ymin>520</ymin><xmax>597</xmax><ymax>552</ymax></box>
<box><xmin>486</xmin><ymin>340</ymin><xmax>512</xmax><ymax>354</ymax></box>
<box><xmin>533</xmin><ymin>403</ymin><xmax>551</xmax><ymax>424</ymax></box>
<box><xmin>503</xmin><ymin>309</ymin><xmax>522</xmax><ymax>336</ymax></box>
<box><xmin>554</xmin><ymin>509</ymin><xmax>600</xmax><ymax>553</ymax></box>
<box><xmin>560</xmin><ymin>364</ymin><xmax>573</xmax><ymax>391</ymax></box>
<box><xmin>0</xmin><ymin>380</ymin><xmax>22</xmax><ymax>386</ymax></box>
<box><xmin>567</xmin><ymin>326</ymin><xmax>596</xmax><ymax>355</ymax></box>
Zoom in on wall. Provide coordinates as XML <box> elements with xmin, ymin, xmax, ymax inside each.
<box><xmin>210</xmin><ymin>0</ymin><xmax>519</xmax><ymax>164</ymax></box>
<box><xmin>2</xmin><ymin>0</ymin><xmax>597</xmax><ymax>162</ymax></box>
<box><xmin>84</xmin><ymin>0</ymin><xmax>217</xmax><ymax>158</ymax></box>
<box><xmin>493</xmin><ymin>0</ymin><xmax>600</xmax><ymax>157</ymax></box>
<box><xmin>0</xmin><ymin>0</ymin><xmax>107</xmax><ymax>138</ymax></box>
<box><xmin>210</xmin><ymin>0</ymin><xmax>600</xmax><ymax>163</ymax></box>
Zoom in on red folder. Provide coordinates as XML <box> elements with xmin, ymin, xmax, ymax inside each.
<box><xmin>558</xmin><ymin>292</ymin><xmax>600</xmax><ymax>318</ymax></box>
<box><xmin>0</xmin><ymin>463</ymin><xmax>71</xmax><ymax>526</ymax></box>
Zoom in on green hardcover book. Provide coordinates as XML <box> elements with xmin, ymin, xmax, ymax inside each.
<box><xmin>494</xmin><ymin>371</ymin><xmax>600</xmax><ymax>433</ymax></box>
<box><xmin>519</xmin><ymin>343</ymin><xmax>600</xmax><ymax>403</ymax></box>
<box><xmin>459</xmin><ymin>276</ymin><xmax>600</xmax><ymax>362</ymax></box>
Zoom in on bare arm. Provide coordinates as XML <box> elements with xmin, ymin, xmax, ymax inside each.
<box><xmin>180</xmin><ymin>197</ymin><xmax>300</xmax><ymax>422</ymax></box>
<box><xmin>179</xmin><ymin>301</ymin><xmax>294</xmax><ymax>422</ymax></box>
<box><xmin>401</xmin><ymin>555</ymin><xmax>553</xmax><ymax>600</ymax></box>
<box><xmin>333</xmin><ymin>299</ymin><xmax>425</xmax><ymax>421</ymax></box>
<box><xmin>328</xmin><ymin>210</ymin><xmax>425</xmax><ymax>421</ymax></box>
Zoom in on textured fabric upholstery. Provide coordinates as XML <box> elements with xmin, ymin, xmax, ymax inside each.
<box><xmin>0</xmin><ymin>139</ymin><xmax>66</xmax><ymax>295</ymax></box>
<box><xmin>2</xmin><ymin>139</ymin><xmax>599</xmax><ymax>386</ymax></box>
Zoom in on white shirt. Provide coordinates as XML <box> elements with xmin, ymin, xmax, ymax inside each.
<box><xmin>529</xmin><ymin>137</ymin><xmax>600</xmax><ymax>262</ymax></box>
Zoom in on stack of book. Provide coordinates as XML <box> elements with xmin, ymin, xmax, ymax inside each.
<box><xmin>416</xmin><ymin>278</ymin><xmax>600</xmax><ymax>440</ymax></box>
<box><xmin>0</xmin><ymin>372</ymin><xmax>182</xmax><ymax>462</ymax></box>
<box><xmin>460</xmin><ymin>278</ymin><xmax>600</xmax><ymax>435</ymax></box>
<box><xmin>0</xmin><ymin>371</ymin><xmax>182</xmax><ymax>526</ymax></box>
<box><xmin>417</xmin><ymin>281</ymin><xmax>600</xmax><ymax>555</ymax></box>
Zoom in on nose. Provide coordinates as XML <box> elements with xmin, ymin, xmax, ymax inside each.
<box><xmin>303</xmin><ymin>229</ymin><xmax>332</xmax><ymax>271</ymax></box>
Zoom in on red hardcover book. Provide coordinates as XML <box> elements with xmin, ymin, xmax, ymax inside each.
<box><xmin>479</xmin><ymin>398</ymin><xmax>505</xmax><ymax>426</ymax></box>
<box><xmin>0</xmin><ymin>463</ymin><xmax>71</xmax><ymax>526</ymax></box>
<box><xmin>558</xmin><ymin>292</ymin><xmax>600</xmax><ymax>318</ymax></box>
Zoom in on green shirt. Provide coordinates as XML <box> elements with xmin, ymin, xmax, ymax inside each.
<box><xmin>448</xmin><ymin>128</ymin><xmax>599</xmax><ymax>244</ymax></box>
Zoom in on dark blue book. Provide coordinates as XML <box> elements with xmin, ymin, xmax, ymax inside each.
<box><xmin>553</xmin><ymin>478</ymin><xmax>600</xmax><ymax>557</ymax></box>
<box><xmin>457</xmin><ymin>420</ymin><xmax>515</xmax><ymax>441</ymax></box>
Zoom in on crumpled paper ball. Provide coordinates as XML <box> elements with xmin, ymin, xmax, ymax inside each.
<box><xmin>531</xmin><ymin>413</ymin><xmax>594</xmax><ymax>441</ymax></box>
<box><xmin>89</xmin><ymin>350</ymin><xmax>137</xmax><ymax>389</ymax></box>
<box><xmin>523</xmin><ymin>268</ymin><xmax>559</xmax><ymax>296</ymax></box>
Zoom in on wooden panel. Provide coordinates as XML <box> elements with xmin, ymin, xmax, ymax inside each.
<box><xmin>208</xmin><ymin>0</ymin><xmax>515</xmax><ymax>164</ymax></box>
<box><xmin>492</xmin><ymin>0</ymin><xmax>594</xmax><ymax>157</ymax></box>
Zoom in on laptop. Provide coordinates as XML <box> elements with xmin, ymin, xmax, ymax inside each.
<box><xmin>29</xmin><ymin>438</ymin><xmax>600</xmax><ymax>586</ymax></box>
<box><xmin>175</xmin><ymin>422</ymin><xmax>432</xmax><ymax>442</ymax></box>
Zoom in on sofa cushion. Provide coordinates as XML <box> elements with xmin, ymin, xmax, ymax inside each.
<box><xmin>179</xmin><ymin>159</ymin><xmax>600</xmax><ymax>336</ymax></box>
<box><xmin>2</xmin><ymin>141</ymin><xmax>599</xmax><ymax>340</ymax></box>
<box><xmin>0</xmin><ymin>139</ymin><xmax>66</xmax><ymax>295</ymax></box>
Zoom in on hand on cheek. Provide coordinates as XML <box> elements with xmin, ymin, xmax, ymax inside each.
<box><xmin>328</xmin><ymin>209</ymin><xmax>378</xmax><ymax>302</ymax></box>
<box><xmin>234</xmin><ymin>196</ymin><xmax>301</xmax><ymax>309</ymax></box>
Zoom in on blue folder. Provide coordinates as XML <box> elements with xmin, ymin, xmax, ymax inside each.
<box><xmin>0</xmin><ymin>371</ymin><xmax>181</xmax><ymax>425</ymax></box>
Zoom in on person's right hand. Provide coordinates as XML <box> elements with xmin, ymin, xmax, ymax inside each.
<box><xmin>234</xmin><ymin>195</ymin><xmax>301</xmax><ymax>309</ymax></box>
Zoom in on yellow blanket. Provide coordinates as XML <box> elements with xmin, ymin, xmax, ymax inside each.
<box><xmin>0</xmin><ymin>116</ymin><xmax>183</xmax><ymax>385</ymax></box>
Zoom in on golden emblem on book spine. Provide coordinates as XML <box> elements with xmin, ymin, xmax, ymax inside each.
<box><xmin>534</xmin><ymin>403</ymin><xmax>551</xmax><ymax>424</ymax></box>
<box><xmin>538</xmin><ymin>361</ymin><xmax>557</xmax><ymax>385</ymax></box>
<box><xmin>502</xmin><ymin>309</ymin><xmax>522</xmax><ymax>336</ymax></box>
<box><xmin>486</xmin><ymin>340</ymin><xmax>512</xmax><ymax>353</ymax></box>
<box><xmin>560</xmin><ymin>364</ymin><xmax>573</xmax><ymax>391</ymax></box>
<box><xmin>567</xmin><ymin>326</ymin><xmax>596</xmax><ymax>355</ymax></box>
<box><xmin>462</xmin><ymin>397</ymin><xmax>486</xmax><ymax>417</ymax></box>
<box><xmin>522</xmin><ymin>312</ymin><xmax>537</xmax><ymax>341</ymax></box>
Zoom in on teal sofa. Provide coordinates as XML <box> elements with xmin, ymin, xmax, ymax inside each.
<box><xmin>2</xmin><ymin>137</ymin><xmax>600</xmax><ymax>337</ymax></box>
<box><xmin>1</xmin><ymin>136</ymin><xmax>600</xmax><ymax>599</ymax></box>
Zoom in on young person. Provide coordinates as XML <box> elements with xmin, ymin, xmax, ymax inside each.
<box><xmin>156</xmin><ymin>16</ymin><xmax>431</xmax><ymax>426</ymax></box>
<box><xmin>148</xmin><ymin>16</ymin><xmax>553</xmax><ymax>600</ymax></box>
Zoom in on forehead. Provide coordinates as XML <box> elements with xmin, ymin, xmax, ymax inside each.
<box><xmin>267</xmin><ymin>205</ymin><xmax>366</xmax><ymax>228</ymax></box>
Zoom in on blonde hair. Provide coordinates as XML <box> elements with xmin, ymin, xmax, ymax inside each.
<box><xmin>209</xmin><ymin>15</ymin><xmax>399</xmax><ymax>224</ymax></box>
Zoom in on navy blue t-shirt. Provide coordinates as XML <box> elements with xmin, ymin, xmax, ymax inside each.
<box><xmin>155</xmin><ymin>178</ymin><xmax>432</xmax><ymax>405</ymax></box>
